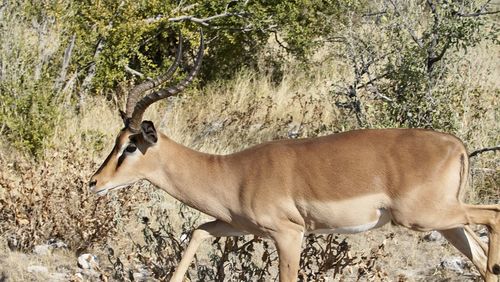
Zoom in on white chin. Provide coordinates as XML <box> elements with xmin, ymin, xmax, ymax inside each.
<box><xmin>93</xmin><ymin>183</ymin><xmax>130</xmax><ymax>196</ymax></box>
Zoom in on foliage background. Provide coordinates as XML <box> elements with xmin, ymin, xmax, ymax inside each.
<box><xmin>0</xmin><ymin>0</ymin><xmax>498</xmax><ymax>281</ymax></box>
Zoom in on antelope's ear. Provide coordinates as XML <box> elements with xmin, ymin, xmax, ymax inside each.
<box><xmin>141</xmin><ymin>120</ymin><xmax>157</xmax><ymax>144</ymax></box>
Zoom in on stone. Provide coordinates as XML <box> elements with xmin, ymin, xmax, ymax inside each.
<box><xmin>478</xmin><ymin>227</ymin><xmax>489</xmax><ymax>244</ymax></box>
<box><xmin>180</xmin><ymin>233</ymin><xmax>189</xmax><ymax>243</ymax></box>
<box><xmin>440</xmin><ymin>256</ymin><xmax>467</xmax><ymax>274</ymax></box>
<box><xmin>50</xmin><ymin>272</ymin><xmax>68</xmax><ymax>281</ymax></box>
<box><xmin>48</xmin><ymin>239</ymin><xmax>68</xmax><ymax>249</ymax></box>
<box><xmin>133</xmin><ymin>272</ymin><xmax>146</xmax><ymax>281</ymax></box>
<box><xmin>287</xmin><ymin>122</ymin><xmax>301</xmax><ymax>139</ymax></box>
<box><xmin>423</xmin><ymin>231</ymin><xmax>443</xmax><ymax>242</ymax></box>
<box><xmin>33</xmin><ymin>244</ymin><xmax>52</xmax><ymax>255</ymax></box>
<box><xmin>249</xmin><ymin>123</ymin><xmax>262</xmax><ymax>132</ymax></box>
<box><xmin>77</xmin><ymin>253</ymin><xmax>99</xmax><ymax>270</ymax></box>
<box><xmin>73</xmin><ymin>273</ymin><xmax>84</xmax><ymax>281</ymax></box>
<box><xmin>26</xmin><ymin>265</ymin><xmax>49</xmax><ymax>274</ymax></box>
<box><xmin>33</xmin><ymin>240</ymin><xmax>68</xmax><ymax>255</ymax></box>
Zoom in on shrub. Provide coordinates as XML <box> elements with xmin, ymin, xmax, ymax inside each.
<box><xmin>0</xmin><ymin>146</ymin><xmax>136</xmax><ymax>253</ymax></box>
<box><xmin>0</xmin><ymin>0</ymin><xmax>63</xmax><ymax>158</ymax></box>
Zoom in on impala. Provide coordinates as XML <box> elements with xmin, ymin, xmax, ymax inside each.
<box><xmin>89</xmin><ymin>31</ymin><xmax>500</xmax><ymax>282</ymax></box>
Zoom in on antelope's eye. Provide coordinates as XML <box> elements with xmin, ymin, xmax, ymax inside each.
<box><xmin>125</xmin><ymin>144</ymin><xmax>137</xmax><ymax>153</ymax></box>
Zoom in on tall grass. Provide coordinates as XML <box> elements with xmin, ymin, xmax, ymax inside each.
<box><xmin>0</xmin><ymin>1</ymin><xmax>68</xmax><ymax>158</ymax></box>
<box><xmin>0</xmin><ymin>6</ymin><xmax>498</xmax><ymax>280</ymax></box>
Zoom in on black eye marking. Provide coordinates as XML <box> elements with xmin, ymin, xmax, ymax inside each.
<box><xmin>116</xmin><ymin>143</ymin><xmax>136</xmax><ymax>170</ymax></box>
<box><xmin>117</xmin><ymin>153</ymin><xmax>126</xmax><ymax>169</ymax></box>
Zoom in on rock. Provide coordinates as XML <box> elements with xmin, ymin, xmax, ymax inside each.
<box><xmin>48</xmin><ymin>238</ymin><xmax>68</xmax><ymax>249</ymax></box>
<box><xmin>73</xmin><ymin>273</ymin><xmax>84</xmax><ymax>281</ymax></box>
<box><xmin>287</xmin><ymin>123</ymin><xmax>301</xmax><ymax>139</ymax></box>
<box><xmin>132</xmin><ymin>266</ymin><xmax>149</xmax><ymax>282</ymax></box>
<box><xmin>287</xmin><ymin>129</ymin><xmax>300</xmax><ymax>139</ymax></box>
<box><xmin>7</xmin><ymin>235</ymin><xmax>18</xmax><ymax>251</ymax></box>
<box><xmin>249</xmin><ymin>123</ymin><xmax>262</xmax><ymax>132</ymax></box>
<box><xmin>77</xmin><ymin>254</ymin><xmax>99</xmax><ymax>270</ymax></box>
<box><xmin>180</xmin><ymin>233</ymin><xmax>189</xmax><ymax>243</ymax></box>
<box><xmin>423</xmin><ymin>231</ymin><xmax>443</xmax><ymax>242</ymax></box>
<box><xmin>440</xmin><ymin>256</ymin><xmax>467</xmax><ymax>273</ymax></box>
<box><xmin>478</xmin><ymin>227</ymin><xmax>489</xmax><ymax>244</ymax></box>
<box><xmin>133</xmin><ymin>272</ymin><xmax>147</xmax><ymax>281</ymax></box>
<box><xmin>33</xmin><ymin>240</ymin><xmax>67</xmax><ymax>255</ymax></box>
<box><xmin>50</xmin><ymin>272</ymin><xmax>68</xmax><ymax>281</ymax></box>
<box><xmin>26</xmin><ymin>265</ymin><xmax>49</xmax><ymax>274</ymax></box>
<box><xmin>33</xmin><ymin>244</ymin><xmax>52</xmax><ymax>255</ymax></box>
<box><xmin>81</xmin><ymin>269</ymin><xmax>100</xmax><ymax>278</ymax></box>
<box><xmin>201</xmin><ymin>120</ymin><xmax>224</xmax><ymax>136</ymax></box>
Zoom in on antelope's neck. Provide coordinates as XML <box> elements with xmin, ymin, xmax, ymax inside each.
<box><xmin>147</xmin><ymin>135</ymin><xmax>237</xmax><ymax>222</ymax></box>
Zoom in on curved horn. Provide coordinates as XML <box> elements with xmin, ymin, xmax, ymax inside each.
<box><xmin>128</xmin><ymin>30</ymin><xmax>204</xmax><ymax>132</ymax></box>
<box><xmin>125</xmin><ymin>33</ymin><xmax>183</xmax><ymax>117</ymax></box>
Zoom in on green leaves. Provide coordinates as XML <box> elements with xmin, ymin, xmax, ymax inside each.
<box><xmin>65</xmin><ymin>0</ymin><xmax>362</xmax><ymax>89</ymax></box>
<box><xmin>1</xmin><ymin>0</ymin><xmax>497</xmax><ymax>157</ymax></box>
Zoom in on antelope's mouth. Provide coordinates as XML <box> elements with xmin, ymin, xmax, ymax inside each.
<box><xmin>91</xmin><ymin>184</ymin><xmax>130</xmax><ymax>196</ymax></box>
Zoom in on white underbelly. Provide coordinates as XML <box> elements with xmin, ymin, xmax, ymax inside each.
<box><xmin>300</xmin><ymin>186</ymin><xmax>394</xmax><ymax>234</ymax></box>
<box><xmin>305</xmin><ymin>208</ymin><xmax>391</xmax><ymax>235</ymax></box>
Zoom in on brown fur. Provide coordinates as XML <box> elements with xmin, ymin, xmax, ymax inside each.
<box><xmin>90</xmin><ymin>128</ymin><xmax>500</xmax><ymax>282</ymax></box>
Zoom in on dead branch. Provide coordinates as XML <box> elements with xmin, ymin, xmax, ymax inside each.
<box><xmin>124</xmin><ymin>65</ymin><xmax>152</xmax><ymax>80</ymax></box>
<box><xmin>387</xmin><ymin>0</ymin><xmax>425</xmax><ymax>49</ymax></box>
<box><xmin>469</xmin><ymin>146</ymin><xmax>500</xmax><ymax>158</ymax></box>
<box><xmin>167</xmin><ymin>12</ymin><xmax>246</xmax><ymax>27</ymax></box>
<box><xmin>456</xmin><ymin>0</ymin><xmax>498</xmax><ymax>17</ymax></box>
<box><xmin>54</xmin><ymin>33</ymin><xmax>76</xmax><ymax>92</ymax></box>
<box><xmin>457</xmin><ymin>10</ymin><xmax>500</xmax><ymax>17</ymax></box>
<box><xmin>171</xmin><ymin>3</ymin><xmax>198</xmax><ymax>15</ymax></box>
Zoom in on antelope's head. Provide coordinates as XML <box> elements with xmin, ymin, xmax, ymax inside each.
<box><xmin>89</xmin><ymin>31</ymin><xmax>204</xmax><ymax>196</ymax></box>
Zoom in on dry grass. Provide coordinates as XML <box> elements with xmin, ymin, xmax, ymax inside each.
<box><xmin>0</xmin><ymin>39</ymin><xmax>498</xmax><ymax>281</ymax></box>
<box><xmin>0</xmin><ymin>243</ymin><xmax>74</xmax><ymax>282</ymax></box>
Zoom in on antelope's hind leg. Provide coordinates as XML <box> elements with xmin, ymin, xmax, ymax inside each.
<box><xmin>391</xmin><ymin>203</ymin><xmax>500</xmax><ymax>281</ymax></box>
<box><xmin>439</xmin><ymin>227</ymin><xmax>488</xmax><ymax>279</ymax></box>
<box><xmin>462</xmin><ymin>204</ymin><xmax>500</xmax><ymax>281</ymax></box>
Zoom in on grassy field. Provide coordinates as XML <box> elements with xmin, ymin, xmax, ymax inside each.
<box><xmin>0</xmin><ymin>33</ymin><xmax>499</xmax><ymax>282</ymax></box>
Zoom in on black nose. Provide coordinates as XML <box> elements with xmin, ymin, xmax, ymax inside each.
<box><xmin>89</xmin><ymin>180</ymin><xmax>97</xmax><ymax>188</ymax></box>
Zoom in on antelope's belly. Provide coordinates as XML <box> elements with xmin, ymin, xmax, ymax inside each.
<box><xmin>299</xmin><ymin>193</ymin><xmax>392</xmax><ymax>235</ymax></box>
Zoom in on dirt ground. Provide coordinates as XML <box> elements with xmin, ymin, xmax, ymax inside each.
<box><xmin>0</xmin><ymin>221</ymin><xmax>486</xmax><ymax>281</ymax></box>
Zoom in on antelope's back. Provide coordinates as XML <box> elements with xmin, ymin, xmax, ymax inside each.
<box><xmin>228</xmin><ymin>128</ymin><xmax>467</xmax><ymax>201</ymax></box>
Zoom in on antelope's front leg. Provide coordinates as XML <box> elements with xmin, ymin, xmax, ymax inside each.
<box><xmin>273</xmin><ymin>229</ymin><xmax>304</xmax><ymax>282</ymax></box>
<box><xmin>170</xmin><ymin>220</ymin><xmax>246</xmax><ymax>282</ymax></box>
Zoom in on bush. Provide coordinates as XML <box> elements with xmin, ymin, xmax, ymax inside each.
<box><xmin>104</xmin><ymin>201</ymin><xmax>388</xmax><ymax>281</ymax></box>
<box><xmin>0</xmin><ymin>0</ymin><xmax>63</xmax><ymax>158</ymax></box>
<box><xmin>0</xmin><ymin>146</ymin><xmax>135</xmax><ymax>253</ymax></box>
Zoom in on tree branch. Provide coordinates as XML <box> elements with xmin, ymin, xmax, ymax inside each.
<box><xmin>469</xmin><ymin>146</ymin><xmax>500</xmax><ymax>158</ymax></box>
<box><xmin>54</xmin><ymin>33</ymin><xmax>76</xmax><ymax>92</ymax></box>
<box><xmin>362</xmin><ymin>11</ymin><xmax>387</xmax><ymax>18</ymax></box>
<box><xmin>167</xmin><ymin>12</ymin><xmax>246</xmax><ymax>27</ymax></box>
<box><xmin>388</xmin><ymin>0</ymin><xmax>424</xmax><ymax>49</ymax></box>
<box><xmin>273</xmin><ymin>32</ymin><xmax>293</xmax><ymax>52</ymax></box>
<box><xmin>145</xmin><ymin>11</ymin><xmax>247</xmax><ymax>27</ymax></box>
<box><xmin>171</xmin><ymin>3</ymin><xmax>198</xmax><ymax>14</ymax></box>
<box><xmin>427</xmin><ymin>37</ymin><xmax>451</xmax><ymax>71</ymax></box>
<box><xmin>356</xmin><ymin>71</ymin><xmax>391</xmax><ymax>89</ymax></box>
<box><xmin>124</xmin><ymin>66</ymin><xmax>152</xmax><ymax>80</ymax></box>
<box><xmin>456</xmin><ymin>10</ymin><xmax>500</xmax><ymax>17</ymax></box>
<box><xmin>455</xmin><ymin>0</ymin><xmax>498</xmax><ymax>17</ymax></box>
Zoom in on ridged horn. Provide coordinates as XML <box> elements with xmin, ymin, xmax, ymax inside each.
<box><xmin>124</xmin><ymin>33</ymin><xmax>183</xmax><ymax>118</ymax></box>
<box><xmin>128</xmin><ymin>30</ymin><xmax>204</xmax><ymax>132</ymax></box>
